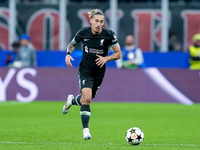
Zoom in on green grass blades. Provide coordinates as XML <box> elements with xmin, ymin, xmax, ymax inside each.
<box><xmin>0</xmin><ymin>101</ymin><xmax>200</xmax><ymax>150</ymax></box>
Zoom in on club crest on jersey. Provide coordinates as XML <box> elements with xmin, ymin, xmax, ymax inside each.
<box><xmin>100</xmin><ymin>39</ymin><xmax>104</xmax><ymax>46</ymax></box>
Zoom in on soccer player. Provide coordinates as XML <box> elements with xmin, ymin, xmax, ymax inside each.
<box><xmin>62</xmin><ymin>9</ymin><xmax>121</xmax><ymax>140</ymax></box>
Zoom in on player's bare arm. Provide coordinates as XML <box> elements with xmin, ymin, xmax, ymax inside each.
<box><xmin>65</xmin><ymin>40</ymin><xmax>76</xmax><ymax>67</ymax></box>
<box><xmin>96</xmin><ymin>43</ymin><xmax>121</xmax><ymax>68</ymax></box>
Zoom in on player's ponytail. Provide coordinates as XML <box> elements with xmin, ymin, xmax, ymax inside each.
<box><xmin>88</xmin><ymin>9</ymin><xmax>104</xmax><ymax>19</ymax></box>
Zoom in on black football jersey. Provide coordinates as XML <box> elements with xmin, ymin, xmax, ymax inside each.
<box><xmin>73</xmin><ymin>27</ymin><xmax>118</xmax><ymax>76</ymax></box>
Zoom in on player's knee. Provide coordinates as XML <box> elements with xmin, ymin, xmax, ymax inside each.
<box><xmin>81</xmin><ymin>95</ymin><xmax>92</xmax><ymax>105</ymax></box>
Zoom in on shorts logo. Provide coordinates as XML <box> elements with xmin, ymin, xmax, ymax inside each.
<box><xmin>82</xmin><ymin>79</ymin><xmax>85</xmax><ymax>85</ymax></box>
<box><xmin>100</xmin><ymin>39</ymin><xmax>104</xmax><ymax>46</ymax></box>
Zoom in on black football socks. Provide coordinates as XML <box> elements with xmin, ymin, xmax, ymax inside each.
<box><xmin>71</xmin><ymin>95</ymin><xmax>91</xmax><ymax>128</ymax></box>
<box><xmin>72</xmin><ymin>94</ymin><xmax>81</xmax><ymax>106</ymax></box>
<box><xmin>80</xmin><ymin>105</ymin><xmax>91</xmax><ymax>129</ymax></box>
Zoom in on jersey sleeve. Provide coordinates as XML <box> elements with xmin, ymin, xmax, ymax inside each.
<box><xmin>110</xmin><ymin>31</ymin><xmax>118</xmax><ymax>47</ymax></box>
<box><xmin>73</xmin><ymin>29</ymin><xmax>82</xmax><ymax>44</ymax></box>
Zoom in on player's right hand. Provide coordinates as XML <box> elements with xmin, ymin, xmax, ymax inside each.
<box><xmin>65</xmin><ymin>55</ymin><xmax>74</xmax><ymax>67</ymax></box>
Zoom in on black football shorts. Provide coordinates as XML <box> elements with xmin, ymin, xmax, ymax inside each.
<box><xmin>78</xmin><ymin>73</ymin><xmax>104</xmax><ymax>98</ymax></box>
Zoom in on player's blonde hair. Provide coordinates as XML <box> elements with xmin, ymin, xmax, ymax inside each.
<box><xmin>88</xmin><ymin>9</ymin><xmax>104</xmax><ymax>19</ymax></box>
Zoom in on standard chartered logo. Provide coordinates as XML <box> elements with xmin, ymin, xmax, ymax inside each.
<box><xmin>84</xmin><ymin>46</ymin><xmax>103</xmax><ymax>54</ymax></box>
<box><xmin>85</xmin><ymin>46</ymin><xmax>88</xmax><ymax>53</ymax></box>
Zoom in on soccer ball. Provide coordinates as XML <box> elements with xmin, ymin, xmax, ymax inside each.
<box><xmin>125</xmin><ymin>127</ymin><xmax>144</xmax><ymax>145</ymax></box>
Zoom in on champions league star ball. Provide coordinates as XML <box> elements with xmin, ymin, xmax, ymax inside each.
<box><xmin>125</xmin><ymin>127</ymin><xmax>144</xmax><ymax>145</ymax></box>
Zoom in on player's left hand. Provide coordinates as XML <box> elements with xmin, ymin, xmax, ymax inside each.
<box><xmin>96</xmin><ymin>55</ymin><xmax>107</xmax><ymax>68</ymax></box>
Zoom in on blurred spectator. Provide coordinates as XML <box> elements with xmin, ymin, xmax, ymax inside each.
<box><xmin>12</xmin><ymin>41</ymin><xmax>20</xmax><ymax>52</ymax></box>
<box><xmin>189</xmin><ymin>33</ymin><xmax>200</xmax><ymax>70</ymax></box>
<box><xmin>118</xmin><ymin>35</ymin><xmax>144</xmax><ymax>69</ymax></box>
<box><xmin>13</xmin><ymin>34</ymin><xmax>37</xmax><ymax>68</ymax></box>
<box><xmin>5</xmin><ymin>53</ymin><xmax>14</xmax><ymax>67</ymax></box>
<box><xmin>168</xmin><ymin>32</ymin><xmax>182</xmax><ymax>51</ymax></box>
<box><xmin>4</xmin><ymin>41</ymin><xmax>20</xmax><ymax>67</ymax></box>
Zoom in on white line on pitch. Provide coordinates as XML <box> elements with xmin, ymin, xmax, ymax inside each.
<box><xmin>0</xmin><ymin>141</ymin><xmax>199</xmax><ymax>147</ymax></box>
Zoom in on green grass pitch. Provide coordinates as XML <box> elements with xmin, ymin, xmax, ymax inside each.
<box><xmin>0</xmin><ymin>101</ymin><xmax>200</xmax><ymax>150</ymax></box>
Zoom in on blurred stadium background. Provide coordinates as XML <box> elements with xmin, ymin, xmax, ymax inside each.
<box><xmin>0</xmin><ymin>0</ymin><xmax>200</xmax><ymax>104</ymax></box>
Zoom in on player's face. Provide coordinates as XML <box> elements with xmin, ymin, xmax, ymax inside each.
<box><xmin>90</xmin><ymin>15</ymin><xmax>104</xmax><ymax>35</ymax></box>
